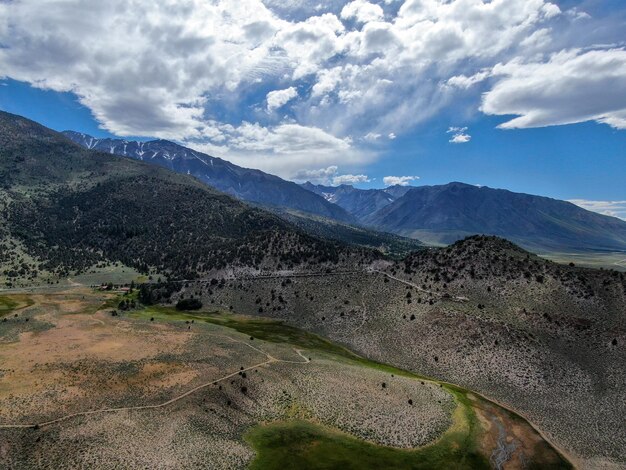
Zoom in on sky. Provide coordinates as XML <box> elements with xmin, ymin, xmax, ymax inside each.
<box><xmin>0</xmin><ymin>0</ymin><xmax>624</xmax><ymax>218</ymax></box>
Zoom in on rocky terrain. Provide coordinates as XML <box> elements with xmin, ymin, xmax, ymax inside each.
<box><xmin>167</xmin><ymin>236</ymin><xmax>625</xmax><ymax>468</ymax></box>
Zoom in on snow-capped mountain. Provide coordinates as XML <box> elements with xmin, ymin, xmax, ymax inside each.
<box><xmin>300</xmin><ymin>182</ymin><xmax>411</xmax><ymax>220</ymax></box>
<box><xmin>63</xmin><ymin>131</ymin><xmax>354</xmax><ymax>223</ymax></box>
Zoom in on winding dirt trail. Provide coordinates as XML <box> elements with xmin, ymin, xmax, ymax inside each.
<box><xmin>0</xmin><ymin>335</ymin><xmax>310</xmax><ymax>430</ymax></box>
<box><xmin>0</xmin><ymin>272</ymin><xmax>574</xmax><ymax>468</ymax></box>
<box><xmin>369</xmin><ymin>268</ymin><xmax>469</xmax><ymax>302</ymax></box>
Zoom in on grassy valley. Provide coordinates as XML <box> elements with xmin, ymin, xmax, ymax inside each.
<box><xmin>0</xmin><ymin>288</ymin><xmax>569</xmax><ymax>469</ymax></box>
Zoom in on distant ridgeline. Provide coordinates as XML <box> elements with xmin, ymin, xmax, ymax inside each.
<box><xmin>304</xmin><ymin>182</ymin><xmax>626</xmax><ymax>254</ymax></box>
<box><xmin>64</xmin><ymin>130</ymin><xmax>626</xmax><ymax>255</ymax></box>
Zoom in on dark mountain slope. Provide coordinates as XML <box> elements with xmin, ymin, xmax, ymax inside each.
<box><xmin>365</xmin><ymin>182</ymin><xmax>626</xmax><ymax>252</ymax></box>
<box><xmin>0</xmin><ymin>112</ymin><xmax>375</xmax><ymax>282</ymax></box>
<box><xmin>275</xmin><ymin>209</ymin><xmax>424</xmax><ymax>257</ymax></box>
<box><xmin>301</xmin><ymin>182</ymin><xmax>405</xmax><ymax>219</ymax></box>
<box><xmin>63</xmin><ymin>131</ymin><xmax>354</xmax><ymax>223</ymax></box>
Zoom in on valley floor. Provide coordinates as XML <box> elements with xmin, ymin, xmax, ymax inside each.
<box><xmin>0</xmin><ymin>288</ymin><xmax>569</xmax><ymax>469</ymax></box>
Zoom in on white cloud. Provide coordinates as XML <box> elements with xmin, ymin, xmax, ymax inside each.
<box><xmin>446</xmin><ymin>70</ymin><xmax>491</xmax><ymax>89</ymax></box>
<box><xmin>332</xmin><ymin>173</ymin><xmax>370</xmax><ymax>185</ymax></box>
<box><xmin>0</xmin><ymin>0</ymin><xmax>623</xmax><ymax>179</ymax></box>
<box><xmin>449</xmin><ymin>133</ymin><xmax>471</xmax><ymax>143</ymax></box>
<box><xmin>568</xmin><ymin>199</ymin><xmax>626</xmax><ymax>220</ymax></box>
<box><xmin>185</xmin><ymin>121</ymin><xmax>371</xmax><ymax>178</ymax></box>
<box><xmin>293</xmin><ymin>165</ymin><xmax>339</xmax><ymax>184</ymax></box>
<box><xmin>228</xmin><ymin>122</ymin><xmax>351</xmax><ymax>154</ymax></box>
<box><xmin>272</xmin><ymin>12</ymin><xmax>345</xmax><ymax>79</ymax></box>
<box><xmin>305</xmin><ymin>0</ymin><xmax>570</xmax><ymax>139</ymax></box>
<box><xmin>364</xmin><ymin>132</ymin><xmax>381</xmax><ymax>141</ymax></box>
<box><xmin>447</xmin><ymin>126</ymin><xmax>471</xmax><ymax>143</ymax></box>
<box><xmin>0</xmin><ymin>0</ymin><xmax>290</xmax><ymax>139</ymax></box>
<box><xmin>383</xmin><ymin>175</ymin><xmax>419</xmax><ymax>186</ymax></box>
<box><xmin>341</xmin><ymin>0</ymin><xmax>384</xmax><ymax>23</ymax></box>
<box><xmin>481</xmin><ymin>48</ymin><xmax>626</xmax><ymax>129</ymax></box>
<box><xmin>291</xmin><ymin>166</ymin><xmax>369</xmax><ymax>186</ymax></box>
<box><xmin>267</xmin><ymin>87</ymin><xmax>298</xmax><ymax>111</ymax></box>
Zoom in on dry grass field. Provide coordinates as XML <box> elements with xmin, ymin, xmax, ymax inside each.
<box><xmin>0</xmin><ymin>287</ymin><xmax>569</xmax><ymax>469</ymax></box>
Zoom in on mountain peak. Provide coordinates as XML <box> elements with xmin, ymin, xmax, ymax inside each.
<box><xmin>63</xmin><ymin>130</ymin><xmax>356</xmax><ymax>223</ymax></box>
<box><xmin>366</xmin><ymin>182</ymin><xmax>626</xmax><ymax>252</ymax></box>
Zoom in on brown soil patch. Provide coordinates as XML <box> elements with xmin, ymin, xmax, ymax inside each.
<box><xmin>474</xmin><ymin>399</ymin><xmax>566</xmax><ymax>469</ymax></box>
<box><xmin>0</xmin><ymin>294</ymin><xmax>195</xmax><ymax>421</ymax></box>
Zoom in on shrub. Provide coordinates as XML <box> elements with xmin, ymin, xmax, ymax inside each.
<box><xmin>176</xmin><ymin>298</ymin><xmax>203</xmax><ymax>311</ymax></box>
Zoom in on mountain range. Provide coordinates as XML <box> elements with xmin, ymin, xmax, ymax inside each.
<box><xmin>303</xmin><ymin>181</ymin><xmax>626</xmax><ymax>253</ymax></box>
<box><xmin>363</xmin><ymin>182</ymin><xmax>626</xmax><ymax>252</ymax></box>
<box><xmin>60</xmin><ymin>130</ymin><xmax>626</xmax><ymax>255</ymax></box>
<box><xmin>301</xmin><ymin>182</ymin><xmax>412</xmax><ymax>219</ymax></box>
<box><xmin>62</xmin><ymin>131</ymin><xmax>354</xmax><ymax>223</ymax></box>
<box><xmin>0</xmin><ymin>112</ymin><xmax>373</xmax><ymax>285</ymax></box>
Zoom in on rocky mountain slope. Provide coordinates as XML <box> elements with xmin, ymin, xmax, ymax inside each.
<box><xmin>167</xmin><ymin>235</ymin><xmax>625</xmax><ymax>468</ymax></box>
<box><xmin>301</xmin><ymin>182</ymin><xmax>410</xmax><ymax>219</ymax></box>
<box><xmin>0</xmin><ymin>112</ymin><xmax>374</xmax><ymax>284</ymax></box>
<box><xmin>63</xmin><ymin>131</ymin><xmax>354</xmax><ymax>223</ymax></box>
<box><xmin>365</xmin><ymin>182</ymin><xmax>626</xmax><ymax>252</ymax></box>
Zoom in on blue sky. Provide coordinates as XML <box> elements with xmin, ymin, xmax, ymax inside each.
<box><xmin>0</xmin><ymin>0</ymin><xmax>624</xmax><ymax>217</ymax></box>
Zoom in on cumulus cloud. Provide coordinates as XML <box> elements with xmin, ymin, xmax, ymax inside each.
<box><xmin>0</xmin><ymin>0</ymin><xmax>623</xmax><ymax>179</ymax></box>
<box><xmin>341</xmin><ymin>0</ymin><xmax>384</xmax><ymax>23</ymax></box>
<box><xmin>292</xmin><ymin>166</ymin><xmax>369</xmax><ymax>186</ymax></box>
<box><xmin>293</xmin><ymin>165</ymin><xmax>339</xmax><ymax>184</ymax></box>
<box><xmin>383</xmin><ymin>175</ymin><xmax>419</xmax><ymax>186</ymax></box>
<box><xmin>447</xmin><ymin>126</ymin><xmax>471</xmax><ymax>143</ymax></box>
<box><xmin>0</xmin><ymin>0</ymin><xmax>289</xmax><ymax>139</ymax></box>
<box><xmin>481</xmin><ymin>48</ymin><xmax>626</xmax><ymax>129</ymax></box>
<box><xmin>568</xmin><ymin>199</ymin><xmax>626</xmax><ymax>220</ymax></box>
<box><xmin>449</xmin><ymin>133</ymin><xmax>471</xmax><ymax>144</ymax></box>
<box><xmin>446</xmin><ymin>70</ymin><xmax>491</xmax><ymax>89</ymax></box>
<box><xmin>332</xmin><ymin>173</ymin><xmax>370</xmax><ymax>185</ymax></box>
<box><xmin>185</xmin><ymin>122</ymin><xmax>370</xmax><ymax>178</ymax></box>
<box><xmin>267</xmin><ymin>87</ymin><xmax>298</xmax><ymax>111</ymax></box>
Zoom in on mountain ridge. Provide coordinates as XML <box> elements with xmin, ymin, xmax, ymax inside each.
<box><xmin>365</xmin><ymin>181</ymin><xmax>626</xmax><ymax>252</ymax></box>
<box><xmin>300</xmin><ymin>182</ymin><xmax>410</xmax><ymax>219</ymax></box>
<box><xmin>63</xmin><ymin>131</ymin><xmax>355</xmax><ymax>223</ymax></box>
<box><xmin>62</xmin><ymin>132</ymin><xmax>626</xmax><ymax>255</ymax></box>
<box><xmin>0</xmin><ymin>111</ymin><xmax>374</xmax><ymax>285</ymax></box>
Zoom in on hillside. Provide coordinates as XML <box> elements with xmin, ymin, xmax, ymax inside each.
<box><xmin>0</xmin><ymin>286</ymin><xmax>570</xmax><ymax>469</ymax></box>
<box><xmin>63</xmin><ymin>131</ymin><xmax>355</xmax><ymax>223</ymax></box>
<box><xmin>275</xmin><ymin>209</ymin><xmax>424</xmax><ymax>257</ymax></box>
<box><xmin>365</xmin><ymin>182</ymin><xmax>626</xmax><ymax>252</ymax></box>
<box><xmin>0</xmin><ymin>112</ymin><xmax>374</xmax><ymax>285</ymax></box>
<box><xmin>167</xmin><ymin>235</ymin><xmax>626</xmax><ymax>467</ymax></box>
